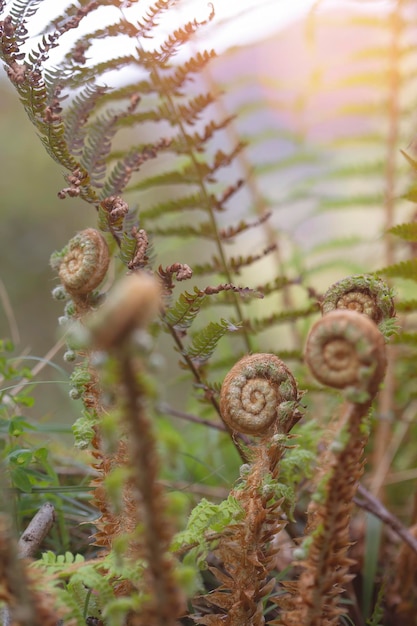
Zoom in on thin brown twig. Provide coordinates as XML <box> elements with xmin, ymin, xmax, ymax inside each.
<box><xmin>354</xmin><ymin>483</ymin><xmax>417</xmax><ymax>555</ymax></box>
<box><xmin>158</xmin><ymin>403</ymin><xmax>227</xmax><ymax>431</ymax></box>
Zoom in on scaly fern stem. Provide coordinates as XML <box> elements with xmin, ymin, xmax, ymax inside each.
<box><xmin>278</xmin><ymin>402</ymin><xmax>370</xmax><ymax>626</ymax></box>
<box><xmin>119</xmin><ymin>351</ymin><xmax>184</xmax><ymax>626</ymax></box>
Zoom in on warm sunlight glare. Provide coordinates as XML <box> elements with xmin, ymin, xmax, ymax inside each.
<box><xmin>172</xmin><ymin>0</ymin><xmax>318</xmax><ymax>50</ymax></box>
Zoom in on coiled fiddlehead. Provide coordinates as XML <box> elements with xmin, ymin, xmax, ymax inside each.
<box><xmin>220</xmin><ymin>353</ymin><xmax>303</xmax><ymax>436</ymax></box>
<box><xmin>50</xmin><ymin>228</ymin><xmax>109</xmax><ymax>297</ymax></box>
<box><xmin>278</xmin><ymin>310</ymin><xmax>387</xmax><ymax>626</ymax></box>
<box><xmin>321</xmin><ymin>274</ymin><xmax>395</xmax><ymax>334</ymax></box>
<box><xmin>201</xmin><ymin>354</ymin><xmax>303</xmax><ymax>626</ymax></box>
<box><xmin>305</xmin><ymin>309</ymin><xmax>387</xmax><ymax>400</ymax></box>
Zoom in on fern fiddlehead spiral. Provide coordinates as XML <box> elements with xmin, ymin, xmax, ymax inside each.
<box><xmin>321</xmin><ymin>274</ymin><xmax>394</xmax><ymax>327</ymax></box>
<box><xmin>50</xmin><ymin>228</ymin><xmax>109</xmax><ymax>296</ymax></box>
<box><xmin>278</xmin><ymin>312</ymin><xmax>387</xmax><ymax>626</ymax></box>
<box><xmin>203</xmin><ymin>355</ymin><xmax>303</xmax><ymax>625</ymax></box>
<box><xmin>305</xmin><ymin>309</ymin><xmax>386</xmax><ymax>399</ymax></box>
<box><xmin>220</xmin><ymin>353</ymin><xmax>302</xmax><ymax>436</ymax></box>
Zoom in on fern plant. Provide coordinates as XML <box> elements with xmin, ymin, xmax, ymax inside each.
<box><xmin>2</xmin><ymin>1</ymin><xmax>417</xmax><ymax>625</ymax></box>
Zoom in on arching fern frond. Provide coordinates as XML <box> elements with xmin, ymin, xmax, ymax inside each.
<box><xmin>388</xmin><ymin>222</ymin><xmax>417</xmax><ymax>241</ymax></box>
<box><xmin>378</xmin><ymin>259</ymin><xmax>417</xmax><ymax>281</ymax></box>
<box><xmin>184</xmin><ymin>319</ymin><xmax>240</xmax><ymax>365</ymax></box>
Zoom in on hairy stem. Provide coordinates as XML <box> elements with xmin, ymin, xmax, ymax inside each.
<box><xmin>119</xmin><ymin>351</ymin><xmax>184</xmax><ymax>626</ymax></box>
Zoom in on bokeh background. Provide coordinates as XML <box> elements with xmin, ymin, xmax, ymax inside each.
<box><xmin>0</xmin><ymin>0</ymin><xmax>415</xmax><ymax>423</ymax></box>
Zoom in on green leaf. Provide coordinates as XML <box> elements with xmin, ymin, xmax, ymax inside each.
<box><xmin>185</xmin><ymin>319</ymin><xmax>240</xmax><ymax>364</ymax></box>
<box><xmin>8</xmin><ymin>416</ymin><xmax>36</xmax><ymax>436</ymax></box>
<box><xmin>165</xmin><ymin>290</ymin><xmax>207</xmax><ymax>331</ymax></box>
<box><xmin>13</xmin><ymin>394</ymin><xmax>35</xmax><ymax>407</ymax></box>
<box><xmin>388</xmin><ymin>222</ymin><xmax>417</xmax><ymax>241</ymax></box>
<box><xmin>11</xmin><ymin>467</ymin><xmax>32</xmax><ymax>493</ymax></box>
<box><xmin>171</xmin><ymin>496</ymin><xmax>243</xmax><ymax>554</ymax></box>
<box><xmin>378</xmin><ymin>259</ymin><xmax>417</xmax><ymax>281</ymax></box>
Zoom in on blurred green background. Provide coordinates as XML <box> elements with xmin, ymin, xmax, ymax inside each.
<box><xmin>0</xmin><ymin>77</ymin><xmax>91</xmax><ymax>351</ymax></box>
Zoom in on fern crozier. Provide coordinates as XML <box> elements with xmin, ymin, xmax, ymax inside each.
<box><xmin>321</xmin><ymin>274</ymin><xmax>394</xmax><ymax>328</ymax></box>
<box><xmin>50</xmin><ymin>228</ymin><xmax>109</xmax><ymax>296</ymax></box>
<box><xmin>220</xmin><ymin>353</ymin><xmax>302</xmax><ymax>435</ymax></box>
<box><xmin>305</xmin><ymin>309</ymin><xmax>386</xmax><ymax>397</ymax></box>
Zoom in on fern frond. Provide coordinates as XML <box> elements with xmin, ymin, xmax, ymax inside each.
<box><xmin>80</xmin><ymin>110</ymin><xmax>121</xmax><ymax>187</ymax></box>
<box><xmin>161</xmin><ymin>49</ymin><xmax>217</xmax><ymax>92</ymax></box>
<box><xmin>226</xmin><ymin>244</ymin><xmax>277</xmax><ymax>274</ymax></box>
<box><xmin>171</xmin><ymin>496</ymin><xmax>243</xmax><ymax>564</ymax></box>
<box><xmin>135</xmin><ymin>0</ymin><xmax>178</xmax><ymax>39</ymax></box>
<box><xmin>219</xmin><ymin>212</ymin><xmax>271</xmax><ymax>241</ymax></box>
<box><xmin>127</xmin><ymin>164</ymin><xmax>206</xmax><ymax>191</ymax></box>
<box><xmin>164</xmin><ymin>289</ymin><xmax>208</xmax><ymax>331</ymax></box>
<box><xmin>317</xmin><ymin>193</ymin><xmax>384</xmax><ymax>212</ymax></box>
<box><xmin>176</xmin><ymin>93</ymin><xmax>216</xmax><ymax>126</ymax></box>
<box><xmin>101</xmin><ymin>139</ymin><xmax>170</xmax><ymax>198</ymax></box>
<box><xmin>246</xmin><ymin>304</ymin><xmax>319</xmax><ymax>334</ymax></box>
<box><xmin>141</xmin><ymin>192</ymin><xmax>205</xmax><ymax>220</ymax></box>
<box><xmin>64</xmin><ymin>84</ymin><xmax>108</xmax><ymax>156</ymax></box>
<box><xmin>255</xmin><ymin>276</ymin><xmax>298</xmax><ymax>296</ymax></box>
<box><xmin>190</xmin><ymin>247</ymin><xmax>277</xmax><ymax>277</ymax></box>
<box><xmin>185</xmin><ymin>319</ymin><xmax>240</xmax><ymax>364</ymax></box>
<box><xmin>8</xmin><ymin>0</ymin><xmax>43</xmax><ymax>48</ymax></box>
<box><xmin>156</xmin><ymin>6</ymin><xmax>215</xmax><ymax>64</ymax></box>
<box><xmin>378</xmin><ymin>259</ymin><xmax>417</xmax><ymax>281</ymax></box>
<box><xmin>64</xmin><ymin>55</ymin><xmax>137</xmax><ymax>89</ymax></box>
<box><xmin>164</xmin><ymin>282</ymin><xmax>258</xmax><ymax>332</ymax></box>
<box><xmin>149</xmin><ymin>221</ymin><xmax>215</xmax><ymax>239</ymax></box>
<box><xmin>388</xmin><ymin>222</ymin><xmax>417</xmax><ymax>241</ymax></box>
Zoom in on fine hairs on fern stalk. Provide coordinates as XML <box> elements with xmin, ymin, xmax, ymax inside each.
<box><xmin>89</xmin><ymin>272</ymin><xmax>185</xmax><ymax>626</ymax></box>
<box><xmin>197</xmin><ymin>354</ymin><xmax>303</xmax><ymax>626</ymax></box>
<box><xmin>277</xmin><ymin>310</ymin><xmax>387</xmax><ymax>626</ymax></box>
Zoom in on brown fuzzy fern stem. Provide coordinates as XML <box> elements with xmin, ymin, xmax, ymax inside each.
<box><xmin>277</xmin><ymin>310</ymin><xmax>386</xmax><ymax>626</ymax></box>
<box><xmin>119</xmin><ymin>352</ymin><xmax>185</xmax><ymax>626</ymax></box>
<box><xmin>89</xmin><ymin>273</ymin><xmax>184</xmax><ymax>626</ymax></box>
<box><xmin>196</xmin><ymin>354</ymin><xmax>303</xmax><ymax>626</ymax></box>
